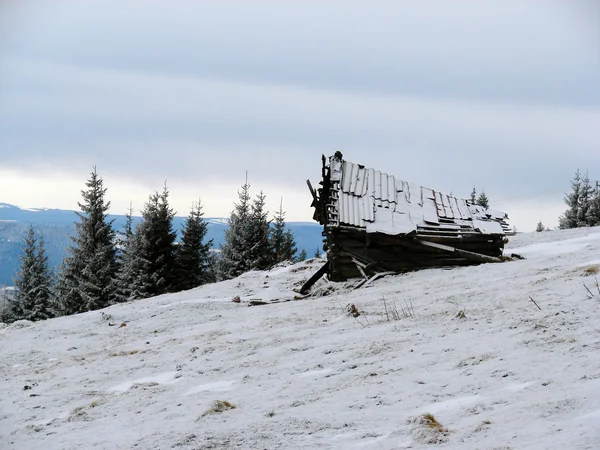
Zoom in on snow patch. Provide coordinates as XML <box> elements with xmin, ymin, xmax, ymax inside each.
<box><xmin>418</xmin><ymin>394</ymin><xmax>483</xmax><ymax>414</ymax></box>
<box><xmin>186</xmin><ymin>380</ymin><xmax>236</xmax><ymax>394</ymax></box>
<box><xmin>109</xmin><ymin>371</ymin><xmax>181</xmax><ymax>392</ymax></box>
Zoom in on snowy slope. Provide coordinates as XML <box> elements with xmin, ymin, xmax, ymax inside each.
<box><xmin>2</xmin><ymin>228</ymin><xmax>600</xmax><ymax>449</ymax></box>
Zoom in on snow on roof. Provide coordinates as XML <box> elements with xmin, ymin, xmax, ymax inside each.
<box><xmin>328</xmin><ymin>155</ymin><xmax>511</xmax><ymax>236</ymax></box>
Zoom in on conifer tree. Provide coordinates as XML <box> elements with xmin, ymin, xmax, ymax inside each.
<box><xmin>269</xmin><ymin>199</ymin><xmax>298</xmax><ymax>264</ymax></box>
<box><xmin>12</xmin><ymin>226</ymin><xmax>54</xmax><ymax>321</ymax></box>
<box><xmin>218</xmin><ymin>181</ymin><xmax>255</xmax><ymax>280</ymax></box>
<box><xmin>131</xmin><ymin>184</ymin><xmax>178</xmax><ymax>297</ymax></box>
<box><xmin>174</xmin><ymin>199</ymin><xmax>213</xmax><ymax>291</ymax></box>
<box><xmin>559</xmin><ymin>169</ymin><xmax>582</xmax><ymax>229</ymax></box>
<box><xmin>113</xmin><ymin>204</ymin><xmax>138</xmax><ymax>302</ymax></box>
<box><xmin>55</xmin><ymin>168</ymin><xmax>117</xmax><ymax>314</ymax></box>
<box><xmin>248</xmin><ymin>191</ymin><xmax>272</xmax><ymax>270</ymax></box>
<box><xmin>295</xmin><ymin>249</ymin><xmax>308</xmax><ymax>262</ymax></box>
<box><xmin>577</xmin><ymin>171</ymin><xmax>593</xmax><ymax>227</ymax></box>
<box><xmin>313</xmin><ymin>247</ymin><xmax>321</xmax><ymax>258</ymax></box>
<box><xmin>469</xmin><ymin>187</ymin><xmax>477</xmax><ymax>204</ymax></box>
<box><xmin>476</xmin><ymin>191</ymin><xmax>489</xmax><ymax>209</ymax></box>
<box><xmin>585</xmin><ymin>187</ymin><xmax>600</xmax><ymax>227</ymax></box>
<box><xmin>535</xmin><ymin>221</ymin><xmax>545</xmax><ymax>232</ymax></box>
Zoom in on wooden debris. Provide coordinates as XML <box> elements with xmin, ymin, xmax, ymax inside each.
<box><xmin>299</xmin><ymin>261</ymin><xmax>330</xmax><ymax>295</ymax></box>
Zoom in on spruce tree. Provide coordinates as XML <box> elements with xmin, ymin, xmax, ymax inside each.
<box><xmin>577</xmin><ymin>171</ymin><xmax>593</xmax><ymax>227</ymax></box>
<box><xmin>535</xmin><ymin>221</ymin><xmax>545</xmax><ymax>232</ymax></box>
<box><xmin>476</xmin><ymin>191</ymin><xmax>489</xmax><ymax>209</ymax></box>
<box><xmin>295</xmin><ymin>249</ymin><xmax>308</xmax><ymax>262</ymax></box>
<box><xmin>55</xmin><ymin>168</ymin><xmax>117</xmax><ymax>314</ymax></box>
<box><xmin>585</xmin><ymin>187</ymin><xmax>600</xmax><ymax>226</ymax></box>
<box><xmin>12</xmin><ymin>226</ymin><xmax>54</xmax><ymax>321</ymax></box>
<box><xmin>218</xmin><ymin>181</ymin><xmax>254</xmax><ymax>280</ymax></box>
<box><xmin>248</xmin><ymin>191</ymin><xmax>272</xmax><ymax>270</ymax></box>
<box><xmin>174</xmin><ymin>199</ymin><xmax>213</xmax><ymax>291</ymax></box>
<box><xmin>469</xmin><ymin>187</ymin><xmax>477</xmax><ymax>204</ymax></box>
<box><xmin>270</xmin><ymin>199</ymin><xmax>298</xmax><ymax>264</ymax></box>
<box><xmin>113</xmin><ymin>204</ymin><xmax>138</xmax><ymax>302</ymax></box>
<box><xmin>282</xmin><ymin>229</ymin><xmax>298</xmax><ymax>262</ymax></box>
<box><xmin>132</xmin><ymin>184</ymin><xmax>178</xmax><ymax>297</ymax></box>
<box><xmin>558</xmin><ymin>169</ymin><xmax>582</xmax><ymax>229</ymax></box>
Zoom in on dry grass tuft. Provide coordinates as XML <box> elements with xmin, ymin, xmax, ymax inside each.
<box><xmin>408</xmin><ymin>413</ymin><xmax>450</xmax><ymax>444</ymax></box>
<box><xmin>200</xmin><ymin>400</ymin><xmax>236</xmax><ymax>419</ymax></box>
<box><xmin>583</xmin><ymin>265</ymin><xmax>600</xmax><ymax>276</ymax></box>
<box><xmin>109</xmin><ymin>350</ymin><xmax>139</xmax><ymax>357</ymax></box>
<box><xmin>422</xmin><ymin>413</ymin><xmax>448</xmax><ymax>433</ymax></box>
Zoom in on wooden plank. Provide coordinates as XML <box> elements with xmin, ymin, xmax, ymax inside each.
<box><xmin>413</xmin><ymin>239</ymin><xmax>503</xmax><ymax>263</ymax></box>
<box><xmin>300</xmin><ymin>261</ymin><xmax>330</xmax><ymax>294</ymax></box>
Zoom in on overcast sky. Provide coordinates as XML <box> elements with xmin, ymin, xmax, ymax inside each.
<box><xmin>1</xmin><ymin>1</ymin><xmax>599</xmax><ymax>231</ymax></box>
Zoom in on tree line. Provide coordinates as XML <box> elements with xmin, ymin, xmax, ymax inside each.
<box><xmin>1</xmin><ymin>168</ymin><xmax>300</xmax><ymax>323</ymax></box>
<box><xmin>469</xmin><ymin>187</ymin><xmax>490</xmax><ymax>209</ymax></box>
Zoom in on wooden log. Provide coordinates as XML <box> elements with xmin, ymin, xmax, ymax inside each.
<box><xmin>300</xmin><ymin>261</ymin><xmax>330</xmax><ymax>294</ymax></box>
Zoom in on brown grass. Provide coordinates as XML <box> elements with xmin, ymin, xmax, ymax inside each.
<box><xmin>109</xmin><ymin>350</ymin><xmax>139</xmax><ymax>357</ymax></box>
<box><xmin>422</xmin><ymin>413</ymin><xmax>448</xmax><ymax>433</ymax></box>
<box><xmin>583</xmin><ymin>265</ymin><xmax>600</xmax><ymax>276</ymax></box>
<box><xmin>200</xmin><ymin>400</ymin><xmax>236</xmax><ymax>419</ymax></box>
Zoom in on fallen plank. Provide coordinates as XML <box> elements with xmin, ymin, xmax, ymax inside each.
<box><xmin>300</xmin><ymin>261</ymin><xmax>330</xmax><ymax>295</ymax></box>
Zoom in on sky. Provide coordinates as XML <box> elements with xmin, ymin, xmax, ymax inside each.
<box><xmin>0</xmin><ymin>0</ymin><xmax>599</xmax><ymax>231</ymax></box>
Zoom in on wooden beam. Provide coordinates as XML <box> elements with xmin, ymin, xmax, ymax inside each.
<box><xmin>300</xmin><ymin>261</ymin><xmax>330</xmax><ymax>295</ymax></box>
<box><xmin>413</xmin><ymin>239</ymin><xmax>503</xmax><ymax>264</ymax></box>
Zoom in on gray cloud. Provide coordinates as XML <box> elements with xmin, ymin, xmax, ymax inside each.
<box><xmin>0</xmin><ymin>0</ymin><xmax>599</xmax><ymax>229</ymax></box>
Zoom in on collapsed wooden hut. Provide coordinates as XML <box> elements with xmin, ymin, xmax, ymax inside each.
<box><xmin>304</xmin><ymin>152</ymin><xmax>514</xmax><ymax>288</ymax></box>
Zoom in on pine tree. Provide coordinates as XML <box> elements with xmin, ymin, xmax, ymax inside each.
<box><xmin>476</xmin><ymin>191</ymin><xmax>489</xmax><ymax>209</ymax></box>
<box><xmin>113</xmin><ymin>204</ymin><xmax>137</xmax><ymax>302</ymax></box>
<box><xmin>282</xmin><ymin>229</ymin><xmax>298</xmax><ymax>262</ymax></box>
<box><xmin>558</xmin><ymin>169</ymin><xmax>582</xmax><ymax>229</ymax></box>
<box><xmin>295</xmin><ymin>249</ymin><xmax>308</xmax><ymax>262</ymax></box>
<box><xmin>585</xmin><ymin>187</ymin><xmax>600</xmax><ymax>226</ymax></box>
<box><xmin>313</xmin><ymin>247</ymin><xmax>321</xmax><ymax>258</ymax></box>
<box><xmin>0</xmin><ymin>286</ymin><xmax>16</xmax><ymax>323</ymax></box>
<box><xmin>174</xmin><ymin>199</ymin><xmax>213</xmax><ymax>291</ymax></box>
<box><xmin>55</xmin><ymin>168</ymin><xmax>117</xmax><ymax>314</ymax></box>
<box><xmin>535</xmin><ymin>221</ymin><xmax>545</xmax><ymax>232</ymax></box>
<box><xmin>270</xmin><ymin>199</ymin><xmax>298</xmax><ymax>264</ymax></box>
<box><xmin>577</xmin><ymin>171</ymin><xmax>593</xmax><ymax>227</ymax></box>
<box><xmin>131</xmin><ymin>184</ymin><xmax>178</xmax><ymax>297</ymax></box>
<box><xmin>218</xmin><ymin>181</ymin><xmax>255</xmax><ymax>280</ymax></box>
<box><xmin>248</xmin><ymin>191</ymin><xmax>272</xmax><ymax>270</ymax></box>
<box><xmin>469</xmin><ymin>187</ymin><xmax>477</xmax><ymax>204</ymax></box>
<box><xmin>12</xmin><ymin>226</ymin><xmax>54</xmax><ymax>321</ymax></box>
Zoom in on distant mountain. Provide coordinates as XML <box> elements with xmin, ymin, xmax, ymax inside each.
<box><xmin>0</xmin><ymin>203</ymin><xmax>323</xmax><ymax>286</ymax></box>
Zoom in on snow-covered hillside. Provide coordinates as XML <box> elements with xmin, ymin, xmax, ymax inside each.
<box><xmin>2</xmin><ymin>228</ymin><xmax>600</xmax><ymax>449</ymax></box>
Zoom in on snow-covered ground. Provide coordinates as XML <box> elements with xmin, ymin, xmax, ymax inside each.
<box><xmin>2</xmin><ymin>227</ymin><xmax>600</xmax><ymax>449</ymax></box>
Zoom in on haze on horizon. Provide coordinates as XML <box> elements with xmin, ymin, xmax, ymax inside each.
<box><xmin>1</xmin><ymin>1</ymin><xmax>599</xmax><ymax>230</ymax></box>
